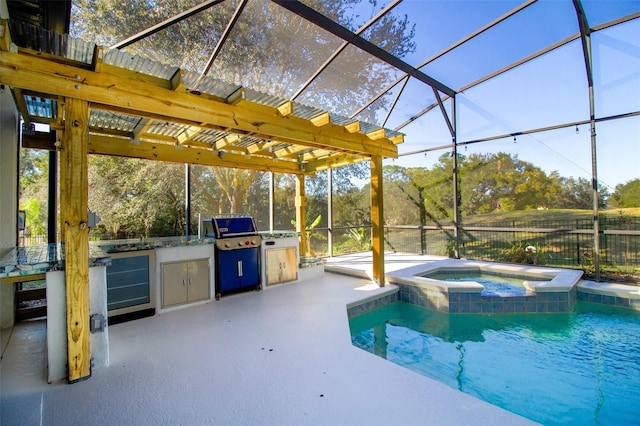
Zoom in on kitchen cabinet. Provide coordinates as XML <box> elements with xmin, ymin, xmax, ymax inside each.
<box><xmin>162</xmin><ymin>259</ymin><xmax>210</xmax><ymax>308</ymax></box>
<box><xmin>265</xmin><ymin>247</ymin><xmax>298</xmax><ymax>286</ymax></box>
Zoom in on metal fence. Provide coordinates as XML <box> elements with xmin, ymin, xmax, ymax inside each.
<box><xmin>383</xmin><ymin>218</ymin><xmax>640</xmax><ymax>282</ymax></box>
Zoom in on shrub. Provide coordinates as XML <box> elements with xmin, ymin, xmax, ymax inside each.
<box><xmin>498</xmin><ymin>241</ymin><xmax>546</xmax><ymax>265</ymax></box>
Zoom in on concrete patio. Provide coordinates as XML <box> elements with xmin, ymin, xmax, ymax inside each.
<box><xmin>1</xmin><ymin>254</ymin><xmax>534</xmax><ymax>425</ymax></box>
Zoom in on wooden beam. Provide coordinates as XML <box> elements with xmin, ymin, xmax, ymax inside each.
<box><xmin>344</xmin><ymin>121</ymin><xmax>361</xmax><ymax>134</ymax></box>
<box><xmin>306</xmin><ymin>153</ymin><xmax>365</xmax><ymax>172</ymax></box>
<box><xmin>389</xmin><ymin>134</ymin><xmax>404</xmax><ymax>144</ymax></box>
<box><xmin>295</xmin><ymin>175</ymin><xmax>307</xmax><ymax>257</ymax></box>
<box><xmin>247</xmin><ymin>139</ymin><xmax>279</xmax><ymax>154</ymax></box>
<box><xmin>226</xmin><ymin>87</ymin><xmax>246</xmax><ymax>105</ymax></box>
<box><xmin>214</xmin><ymin>133</ymin><xmax>241</xmax><ymax>149</ymax></box>
<box><xmin>371</xmin><ymin>155</ymin><xmax>385</xmax><ymax>286</ymax></box>
<box><xmin>277</xmin><ymin>101</ymin><xmax>293</xmax><ymax>117</ymax></box>
<box><xmin>300</xmin><ymin>149</ymin><xmax>331</xmax><ymax>160</ymax></box>
<box><xmin>1</xmin><ymin>273</ymin><xmax>46</xmax><ymax>284</ymax></box>
<box><xmin>131</xmin><ymin>117</ymin><xmax>151</xmax><ymax>141</ymax></box>
<box><xmin>170</xmin><ymin>69</ymin><xmax>185</xmax><ymax>91</ymax></box>
<box><xmin>11</xmin><ymin>88</ymin><xmax>31</xmax><ymax>126</ymax></box>
<box><xmin>60</xmin><ymin>97</ymin><xmax>91</xmax><ymax>382</ymax></box>
<box><xmin>92</xmin><ymin>46</ymin><xmax>104</xmax><ymax>72</ymax></box>
<box><xmin>0</xmin><ymin>50</ymin><xmax>399</xmax><ymax>158</ymax></box>
<box><xmin>272</xmin><ymin>144</ymin><xmax>309</xmax><ymax>158</ymax></box>
<box><xmin>21</xmin><ymin>130</ymin><xmax>56</xmax><ymax>150</ymax></box>
<box><xmin>310</xmin><ymin>112</ymin><xmax>330</xmax><ymax>127</ymax></box>
<box><xmin>177</xmin><ymin>125</ymin><xmax>203</xmax><ymax>145</ymax></box>
<box><xmin>366</xmin><ymin>128</ymin><xmax>386</xmax><ymax>140</ymax></box>
<box><xmin>0</xmin><ymin>20</ymin><xmax>12</xmax><ymax>52</ymax></box>
<box><xmin>88</xmin><ymin>134</ymin><xmax>304</xmax><ymax>174</ymax></box>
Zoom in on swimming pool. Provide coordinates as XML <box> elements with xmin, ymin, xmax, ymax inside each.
<box><xmin>349</xmin><ymin>301</ymin><xmax>640</xmax><ymax>425</ymax></box>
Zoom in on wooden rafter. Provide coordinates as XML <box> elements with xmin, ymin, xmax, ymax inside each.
<box><xmin>247</xmin><ymin>140</ymin><xmax>280</xmax><ymax>154</ymax></box>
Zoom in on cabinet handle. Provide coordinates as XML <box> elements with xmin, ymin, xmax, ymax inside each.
<box><xmin>182</xmin><ymin>278</ymin><xmax>186</xmax><ymax>287</ymax></box>
<box><xmin>188</xmin><ymin>277</ymin><xmax>192</xmax><ymax>286</ymax></box>
<box><xmin>238</xmin><ymin>260</ymin><xmax>243</xmax><ymax>277</ymax></box>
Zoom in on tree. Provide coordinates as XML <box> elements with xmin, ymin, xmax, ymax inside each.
<box><xmin>610</xmin><ymin>179</ymin><xmax>640</xmax><ymax>208</ymax></box>
<box><xmin>210</xmin><ymin>167</ymin><xmax>262</xmax><ymax>214</ymax></box>
<box><xmin>19</xmin><ymin>148</ymin><xmax>49</xmax><ymax>236</ymax></box>
<box><xmin>89</xmin><ymin>156</ymin><xmax>185</xmax><ymax>237</ymax></box>
<box><xmin>381</xmin><ymin>151</ymin><xmax>612</xmax><ymax>229</ymax></box>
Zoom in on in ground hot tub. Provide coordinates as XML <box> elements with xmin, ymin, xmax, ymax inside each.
<box><xmin>387</xmin><ymin>259</ymin><xmax>584</xmax><ymax>314</ymax></box>
<box><xmin>422</xmin><ymin>269</ymin><xmax>549</xmax><ymax>297</ymax></box>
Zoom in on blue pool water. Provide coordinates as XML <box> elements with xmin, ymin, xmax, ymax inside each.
<box><xmin>349</xmin><ymin>301</ymin><xmax>640</xmax><ymax>425</ymax></box>
<box><xmin>424</xmin><ymin>271</ymin><xmax>539</xmax><ymax>296</ymax></box>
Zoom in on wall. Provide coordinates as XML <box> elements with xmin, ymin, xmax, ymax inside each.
<box><xmin>0</xmin><ymin>84</ymin><xmax>19</xmax><ymax>328</ymax></box>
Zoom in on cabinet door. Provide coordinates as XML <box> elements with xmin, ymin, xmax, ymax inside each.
<box><xmin>162</xmin><ymin>262</ymin><xmax>188</xmax><ymax>308</ymax></box>
<box><xmin>217</xmin><ymin>251</ymin><xmax>240</xmax><ymax>293</ymax></box>
<box><xmin>239</xmin><ymin>248</ymin><xmax>260</xmax><ymax>288</ymax></box>
<box><xmin>187</xmin><ymin>260</ymin><xmax>210</xmax><ymax>302</ymax></box>
<box><xmin>265</xmin><ymin>247</ymin><xmax>298</xmax><ymax>286</ymax></box>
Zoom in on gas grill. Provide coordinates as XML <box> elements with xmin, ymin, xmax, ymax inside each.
<box><xmin>207</xmin><ymin>216</ymin><xmax>261</xmax><ymax>300</ymax></box>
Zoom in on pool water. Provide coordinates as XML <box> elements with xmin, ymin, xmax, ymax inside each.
<box><xmin>424</xmin><ymin>271</ymin><xmax>539</xmax><ymax>296</ymax></box>
<box><xmin>350</xmin><ymin>301</ymin><xmax>640</xmax><ymax>425</ymax></box>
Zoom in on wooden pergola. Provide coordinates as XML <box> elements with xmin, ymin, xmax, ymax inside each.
<box><xmin>0</xmin><ymin>19</ymin><xmax>402</xmax><ymax>382</ymax></box>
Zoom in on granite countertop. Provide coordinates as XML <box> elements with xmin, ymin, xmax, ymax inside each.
<box><xmin>0</xmin><ymin>236</ymin><xmax>218</xmax><ymax>280</ymax></box>
<box><xmin>0</xmin><ymin>243</ymin><xmax>111</xmax><ymax>280</ymax></box>
<box><xmin>1</xmin><ymin>233</ymin><xmax>298</xmax><ymax>280</ymax></box>
<box><xmin>259</xmin><ymin>231</ymin><xmax>300</xmax><ymax>239</ymax></box>
<box><xmin>97</xmin><ymin>236</ymin><xmax>216</xmax><ymax>253</ymax></box>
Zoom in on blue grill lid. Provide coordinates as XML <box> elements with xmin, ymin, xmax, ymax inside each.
<box><xmin>212</xmin><ymin>217</ymin><xmax>257</xmax><ymax>238</ymax></box>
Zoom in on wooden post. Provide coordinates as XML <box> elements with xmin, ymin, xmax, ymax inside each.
<box><xmin>371</xmin><ymin>155</ymin><xmax>385</xmax><ymax>286</ymax></box>
<box><xmin>295</xmin><ymin>174</ymin><xmax>307</xmax><ymax>257</ymax></box>
<box><xmin>60</xmin><ymin>97</ymin><xmax>91</xmax><ymax>383</ymax></box>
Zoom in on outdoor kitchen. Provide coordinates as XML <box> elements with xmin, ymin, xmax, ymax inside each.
<box><xmin>0</xmin><ymin>214</ymin><xmax>325</xmax><ymax>383</ymax></box>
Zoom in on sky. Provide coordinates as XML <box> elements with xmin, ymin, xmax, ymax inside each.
<box><xmin>370</xmin><ymin>0</ymin><xmax>640</xmax><ymax>190</ymax></box>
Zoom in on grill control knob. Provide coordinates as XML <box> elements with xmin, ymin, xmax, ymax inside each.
<box><xmin>224</xmin><ymin>242</ymin><xmax>230</xmax><ymax>248</ymax></box>
<box><xmin>245</xmin><ymin>240</ymin><xmax>251</xmax><ymax>246</ymax></box>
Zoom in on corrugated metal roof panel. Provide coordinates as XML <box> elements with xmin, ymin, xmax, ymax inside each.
<box><xmin>194</xmin><ymin>129</ymin><xmax>229</xmax><ymax>145</ymax></box>
<box><xmin>244</xmin><ymin>87</ymin><xmax>287</xmax><ymax>108</ymax></box>
<box><xmin>291</xmin><ymin>103</ymin><xmax>326</xmax><ymax>121</ymax></box>
<box><xmin>89</xmin><ymin>109</ymin><xmax>139</xmax><ymax>132</ymax></box>
<box><xmin>104</xmin><ymin>49</ymin><xmax>178</xmax><ymax>80</ymax></box>
<box><xmin>330</xmin><ymin>114</ymin><xmax>360</xmax><ymax>127</ymax></box>
<box><xmin>9</xmin><ymin>20</ymin><xmax>94</xmax><ymax>63</ymax></box>
<box><xmin>149</xmin><ymin>122</ymin><xmax>186</xmax><ymax>138</ymax></box>
<box><xmin>235</xmin><ymin>135</ymin><xmax>262</xmax><ymax>148</ymax></box>
<box><xmin>183</xmin><ymin>70</ymin><xmax>240</xmax><ymax>98</ymax></box>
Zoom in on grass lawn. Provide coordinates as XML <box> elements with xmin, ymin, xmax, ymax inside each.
<box><xmin>462</xmin><ymin>208</ymin><xmax>640</xmax><ymax>225</ymax></box>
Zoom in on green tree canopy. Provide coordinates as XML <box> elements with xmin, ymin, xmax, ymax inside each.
<box><xmin>610</xmin><ymin>179</ymin><xmax>640</xmax><ymax>208</ymax></box>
